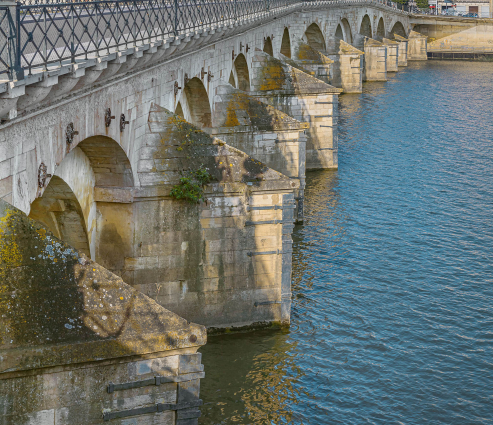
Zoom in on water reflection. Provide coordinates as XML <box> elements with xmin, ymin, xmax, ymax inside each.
<box><xmin>200</xmin><ymin>330</ymin><xmax>305</xmax><ymax>424</ymax></box>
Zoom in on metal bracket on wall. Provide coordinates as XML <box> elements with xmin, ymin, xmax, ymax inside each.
<box><xmin>107</xmin><ymin>371</ymin><xmax>205</xmax><ymax>393</ymax></box>
<box><xmin>246</xmin><ymin>44</ymin><xmax>250</xmax><ymax>53</ymax></box>
<box><xmin>120</xmin><ymin>114</ymin><xmax>129</xmax><ymax>132</ymax></box>
<box><xmin>103</xmin><ymin>400</ymin><xmax>203</xmax><ymax>421</ymax></box>
<box><xmin>247</xmin><ymin>249</ymin><xmax>291</xmax><ymax>256</ymax></box>
<box><xmin>232</xmin><ymin>49</ymin><xmax>235</xmax><ymax>60</ymax></box>
<box><xmin>184</xmin><ymin>73</ymin><xmax>190</xmax><ymax>86</ymax></box>
<box><xmin>245</xmin><ymin>220</ymin><xmax>284</xmax><ymax>226</ymax></box>
<box><xmin>104</xmin><ymin>108</ymin><xmax>115</xmax><ymax>127</ymax></box>
<box><xmin>174</xmin><ymin>81</ymin><xmax>182</xmax><ymax>96</ymax></box>
<box><xmin>37</xmin><ymin>162</ymin><xmax>52</xmax><ymax>188</ymax></box>
<box><xmin>254</xmin><ymin>300</ymin><xmax>281</xmax><ymax>307</ymax></box>
<box><xmin>247</xmin><ymin>204</ymin><xmax>295</xmax><ymax>211</ymax></box>
<box><xmin>65</xmin><ymin>122</ymin><xmax>78</xmax><ymax>144</ymax></box>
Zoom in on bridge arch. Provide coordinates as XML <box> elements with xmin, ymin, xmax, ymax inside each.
<box><xmin>29</xmin><ymin>136</ymin><xmax>135</xmax><ymax>275</ymax></box>
<box><xmin>360</xmin><ymin>14</ymin><xmax>372</xmax><ymax>38</ymax></box>
<box><xmin>179</xmin><ymin>77</ymin><xmax>212</xmax><ymax>128</ymax></box>
<box><xmin>376</xmin><ymin>17</ymin><xmax>385</xmax><ymax>40</ymax></box>
<box><xmin>280</xmin><ymin>27</ymin><xmax>291</xmax><ymax>58</ymax></box>
<box><xmin>340</xmin><ymin>18</ymin><xmax>353</xmax><ymax>44</ymax></box>
<box><xmin>30</xmin><ymin>175</ymin><xmax>91</xmax><ymax>257</ymax></box>
<box><xmin>263</xmin><ymin>36</ymin><xmax>274</xmax><ymax>56</ymax></box>
<box><xmin>304</xmin><ymin>23</ymin><xmax>326</xmax><ymax>51</ymax></box>
<box><xmin>390</xmin><ymin>21</ymin><xmax>407</xmax><ymax>37</ymax></box>
<box><xmin>234</xmin><ymin>53</ymin><xmax>250</xmax><ymax>91</ymax></box>
<box><xmin>335</xmin><ymin>24</ymin><xmax>344</xmax><ymax>46</ymax></box>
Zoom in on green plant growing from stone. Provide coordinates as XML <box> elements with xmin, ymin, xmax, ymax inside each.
<box><xmin>170</xmin><ymin>167</ymin><xmax>212</xmax><ymax>203</ymax></box>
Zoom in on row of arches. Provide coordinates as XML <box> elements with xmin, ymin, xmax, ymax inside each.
<box><xmin>359</xmin><ymin>15</ymin><xmax>407</xmax><ymax>39</ymax></box>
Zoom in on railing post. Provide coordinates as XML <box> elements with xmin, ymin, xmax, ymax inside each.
<box><xmin>11</xmin><ymin>1</ymin><xmax>22</xmax><ymax>80</ymax></box>
<box><xmin>174</xmin><ymin>0</ymin><xmax>178</xmax><ymax>36</ymax></box>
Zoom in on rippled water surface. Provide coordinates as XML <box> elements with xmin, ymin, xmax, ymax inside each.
<box><xmin>199</xmin><ymin>61</ymin><xmax>493</xmax><ymax>424</ymax></box>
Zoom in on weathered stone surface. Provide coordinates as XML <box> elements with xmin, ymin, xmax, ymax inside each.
<box><xmin>127</xmin><ymin>104</ymin><xmax>296</xmax><ymax>329</ymax></box>
<box><xmin>382</xmin><ymin>38</ymin><xmax>399</xmax><ymax>72</ymax></box>
<box><xmin>0</xmin><ymin>198</ymin><xmax>205</xmax><ymax>424</ymax></box>
<box><xmin>364</xmin><ymin>38</ymin><xmax>388</xmax><ymax>82</ymax></box>
<box><xmin>209</xmin><ymin>84</ymin><xmax>308</xmax><ymax>220</ymax></box>
<box><xmin>331</xmin><ymin>40</ymin><xmax>364</xmax><ymax>94</ymax></box>
<box><xmin>408</xmin><ymin>30</ymin><xmax>428</xmax><ymax>60</ymax></box>
<box><xmin>249</xmin><ymin>51</ymin><xmax>341</xmax><ymax>170</ymax></box>
<box><xmin>394</xmin><ymin>34</ymin><xmax>409</xmax><ymax>66</ymax></box>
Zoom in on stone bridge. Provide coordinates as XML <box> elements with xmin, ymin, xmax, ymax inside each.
<box><xmin>0</xmin><ymin>0</ymin><xmax>432</xmax><ymax>423</ymax></box>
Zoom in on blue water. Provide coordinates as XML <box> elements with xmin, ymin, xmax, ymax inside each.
<box><xmin>199</xmin><ymin>61</ymin><xmax>493</xmax><ymax>424</ymax></box>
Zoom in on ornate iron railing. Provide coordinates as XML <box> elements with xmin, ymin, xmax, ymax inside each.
<box><xmin>0</xmin><ymin>0</ymin><xmax>402</xmax><ymax>79</ymax></box>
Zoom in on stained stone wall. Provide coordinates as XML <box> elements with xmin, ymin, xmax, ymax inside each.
<box><xmin>249</xmin><ymin>51</ymin><xmax>342</xmax><ymax>170</ymax></box>
<box><xmin>0</xmin><ymin>198</ymin><xmax>205</xmax><ymax>425</ymax></box>
<box><xmin>126</xmin><ymin>105</ymin><xmax>297</xmax><ymax>330</ymax></box>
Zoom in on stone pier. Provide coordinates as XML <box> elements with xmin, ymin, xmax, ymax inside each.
<box><xmin>408</xmin><ymin>30</ymin><xmax>428</xmax><ymax>61</ymax></box>
<box><xmin>250</xmin><ymin>51</ymin><xmax>342</xmax><ymax>170</ymax></box>
<box><xmin>209</xmin><ymin>84</ymin><xmax>308</xmax><ymax>221</ymax></box>
<box><xmin>0</xmin><ymin>199</ymin><xmax>206</xmax><ymax>424</ymax></box>
<box><xmin>326</xmin><ymin>41</ymin><xmax>364</xmax><ymax>94</ymax></box>
<box><xmin>394</xmin><ymin>34</ymin><xmax>409</xmax><ymax>66</ymax></box>
<box><xmin>364</xmin><ymin>38</ymin><xmax>388</xmax><ymax>82</ymax></box>
<box><xmin>383</xmin><ymin>38</ymin><xmax>399</xmax><ymax>72</ymax></box>
<box><xmin>286</xmin><ymin>39</ymin><xmax>334</xmax><ymax>85</ymax></box>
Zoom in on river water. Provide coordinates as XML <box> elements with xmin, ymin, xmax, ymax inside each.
<box><xmin>199</xmin><ymin>61</ymin><xmax>493</xmax><ymax>424</ymax></box>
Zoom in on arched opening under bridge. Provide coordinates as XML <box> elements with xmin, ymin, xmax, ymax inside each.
<box><xmin>228</xmin><ymin>71</ymin><xmax>236</xmax><ymax>88</ymax></box>
<box><xmin>391</xmin><ymin>21</ymin><xmax>407</xmax><ymax>38</ymax></box>
<box><xmin>280</xmin><ymin>28</ymin><xmax>291</xmax><ymax>58</ymax></box>
<box><xmin>29</xmin><ymin>175</ymin><xmax>91</xmax><ymax>256</ymax></box>
<box><xmin>341</xmin><ymin>18</ymin><xmax>353</xmax><ymax>44</ymax></box>
<box><xmin>376</xmin><ymin>17</ymin><xmax>385</xmax><ymax>40</ymax></box>
<box><xmin>263</xmin><ymin>37</ymin><xmax>273</xmax><ymax>56</ymax></box>
<box><xmin>360</xmin><ymin>15</ymin><xmax>372</xmax><ymax>38</ymax></box>
<box><xmin>234</xmin><ymin>54</ymin><xmax>250</xmax><ymax>91</ymax></box>
<box><xmin>176</xmin><ymin>101</ymin><xmax>185</xmax><ymax>118</ymax></box>
<box><xmin>182</xmin><ymin>77</ymin><xmax>212</xmax><ymax>128</ymax></box>
<box><xmin>304</xmin><ymin>23</ymin><xmax>326</xmax><ymax>51</ymax></box>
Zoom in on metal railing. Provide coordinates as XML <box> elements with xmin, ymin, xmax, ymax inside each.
<box><xmin>0</xmin><ymin>0</ymin><xmax>403</xmax><ymax>80</ymax></box>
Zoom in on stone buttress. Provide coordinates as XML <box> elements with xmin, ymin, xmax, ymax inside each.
<box><xmin>249</xmin><ymin>51</ymin><xmax>342</xmax><ymax>170</ymax></box>
<box><xmin>209</xmin><ymin>84</ymin><xmax>309</xmax><ymax>222</ymax></box>
<box><xmin>408</xmin><ymin>30</ymin><xmax>428</xmax><ymax>61</ymax></box>
<box><xmin>364</xmin><ymin>38</ymin><xmax>388</xmax><ymax>82</ymax></box>
<box><xmin>382</xmin><ymin>38</ymin><xmax>399</xmax><ymax>72</ymax></box>
<box><xmin>394</xmin><ymin>34</ymin><xmax>409</xmax><ymax>66</ymax></box>
<box><xmin>0</xmin><ymin>199</ymin><xmax>206</xmax><ymax>425</ymax></box>
<box><xmin>127</xmin><ymin>104</ymin><xmax>297</xmax><ymax>330</ymax></box>
<box><xmin>281</xmin><ymin>39</ymin><xmax>334</xmax><ymax>86</ymax></box>
<box><xmin>333</xmin><ymin>40</ymin><xmax>364</xmax><ymax>94</ymax></box>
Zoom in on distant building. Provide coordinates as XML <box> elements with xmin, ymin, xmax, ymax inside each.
<box><xmin>437</xmin><ymin>0</ymin><xmax>490</xmax><ymax>16</ymax></box>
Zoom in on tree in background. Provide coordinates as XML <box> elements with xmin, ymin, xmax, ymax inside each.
<box><xmin>416</xmin><ymin>0</ymin><xmax>430</xmax><ymax>9</ymax></box>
